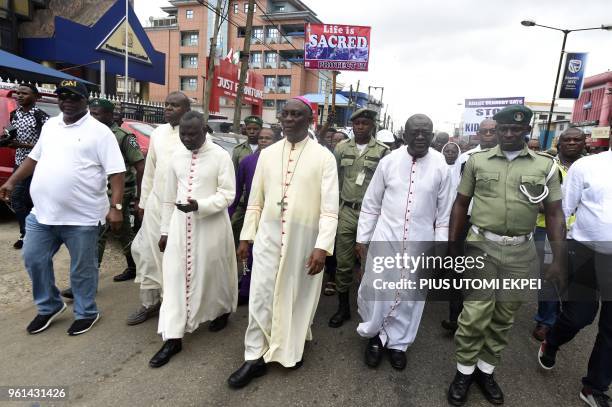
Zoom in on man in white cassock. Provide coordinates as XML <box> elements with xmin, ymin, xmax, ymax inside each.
<box><xmin>356</xmin><ymin>114</ymin><xmax>454</xmax><ymax>371</ymax></box>
<box><xmin>128</xmin><ymin>92</ymin><xmax>191</xmax><ymax>325</ymax></box>
<box><xmin>227</xmin><ymin>97</ymin><xmax>339</xmax><ymax>389</ymax></box>
<box><xmin>148</xmin><ymin>111</ymin><xmax>237</xmax><ymax>368</ymax></box>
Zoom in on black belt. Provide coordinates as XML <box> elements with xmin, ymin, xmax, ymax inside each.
<box><xmin>342</xmin><ymin>200</ymin><xmax>361</xmax><ymax>210</ymax></box>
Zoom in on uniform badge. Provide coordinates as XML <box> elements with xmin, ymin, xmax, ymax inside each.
<box><xmin>514</xmin><ymin>112</ymin><xmax>524</xmax><ymax>122</ymax></box>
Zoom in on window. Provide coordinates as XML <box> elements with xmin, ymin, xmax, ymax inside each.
<box><xmin>559</xmin><ymin>124</ymin><xmax>566</xmax><ymax>131</ymax></box>
<box><xmin>277</xmin><ymin>75</ymin><xmax>291</xmax><ymax>93</ymax></box>
<box><xmin>539</xmin><ymin>114</ymin><xmax>548</xmax><ymax>120</ymax></box>
<box><xmin>276</xmin><ymin>100</ymin><xmax>287</xmax><ymax>112</ymax></box>
<box><xmin>181</xmin><ymin>54</ymin><xmax>198</xmax><ymax>68</ymax></box>
<box><xmin>264</xmin><ymin>76</ymin><xmax>276</xmax><ymax>93</ymax></box>
<box><xmin>252</xmin><ymin>27</ymin><xmax>264</xmax><ymax>43</ymax></box>
<box><xmin>264</xmin><ymin>52</ymin><xmax>278</xmax><ymax>68</ymax></box>
<box><xmin>180</xmin><ymin>77</ymin><xmax>198</xmax><ymax>91</ymax></box>
<box><xmin>237</xmin><ymin>27</ymin><xmax>246</xmax><ymax>38</ymax></box>
<box><xmin>181</xmin><ymin>31</ymin><xmax>199</xmax><ymax>46</ymax></box>
<box><xmin>267</xmin><ymin>27</ymin><xmax>279</xmax><ymax>43</ymax></box>
<box><xmin>186</xmin><ymin>9</ymin><xmax>193</xmax><ymax>19</ymax></box>
<box><xmin>244</xmin><ymin>2</ymin><xmax>257</xmax><ymax>13</ymax></box>
<box><xmin>264</xmin><ymin>99</ymin><xmax>275</xmax><ymax>108</ymax></box>
<box><xmin>555</xmin><ymin>115</ymin><xmax>566</xmax><ymax>120</ymax></box>
<box><xmin>274</xmin><ymin>4</ymin><xmax>285</xmax><ymax>12</ymax></box>
<box><xmin>250</xmin><ymin>52</ymin><xmax>262</xmax><ymax>68</ymax></box>
<box><xmin>233</xmin><ymin>2</ymin><xmax>238</xmax><ymax>14</ymax></box>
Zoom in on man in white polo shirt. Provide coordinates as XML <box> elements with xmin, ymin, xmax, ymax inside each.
<box><xmin>0</xmin><ymin>80</ymin><xmax>125</xmax><ymax>336</ymax></box>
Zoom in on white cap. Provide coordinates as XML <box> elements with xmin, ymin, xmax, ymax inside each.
<box><xmin>376</xmin><ymin>129</ymin><xmax>395</xmax><ymax>143</ymax></box>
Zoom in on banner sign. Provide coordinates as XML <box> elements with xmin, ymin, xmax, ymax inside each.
<box><xmin>207</xmin><ymin>58</ymin><xmax>264</xmax><ymax>114</ymax></box>
<box><xmin>304</xmin><ymin>23</ymin><xmax>371</xmax><ymax>71</ymax></box>
<box><xmin>559</xmin><ymin>52</ymin><xmax>588</xmax><ymax>99</ymax></box>
<box><xmin>591</xmin><ymin>126</ymin><xmax>610</xmax><ymax>139</ymax></box>
<box><xmin>463</xmin><ymin>97</ymin><xmax>524</xmax><ymax>136</ymax></box>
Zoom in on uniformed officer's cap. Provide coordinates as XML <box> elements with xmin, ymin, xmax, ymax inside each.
<box><xmin>244</xmin><ymin>115</ymin><xmax>263</xmax><ymax>127</ymax></box>
<box><xmin>493</xmin><ymin>105</ymin><xmax>533</xmax><ymax>125</ymax></box>
<box><xmin>89</xmin><ymin>98</ymin><xmax>115</xmax><ymax>112</ymax></box>
<box><xmin>350</xmin><ymin>108</ymin><xmax>377</xmax><ymax>122</ymax></box>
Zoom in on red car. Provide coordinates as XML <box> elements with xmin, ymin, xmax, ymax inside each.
<box><xmin>121</xmin><ymin>119</ymin><xmax>156</xmax><ymax>156</ymax></box>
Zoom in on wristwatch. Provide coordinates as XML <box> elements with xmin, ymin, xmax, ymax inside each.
<box><xmin>111</xmin><ymin>203</ymin><xmax>123</xmax><ymax>210</ymax></box>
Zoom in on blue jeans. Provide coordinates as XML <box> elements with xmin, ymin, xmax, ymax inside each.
<box><xmin>534</xmin><ymin>226</ymin><xmax>560</xmax><ymax>327</ymax></box>
<box><xmin>22</xmin><ymin>214</ymin><xmax>101</xmax><ymax>319</ymax></box>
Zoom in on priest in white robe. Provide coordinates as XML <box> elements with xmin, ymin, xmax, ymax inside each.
<box><xmin>227</xmin><ymin>97</ymin><xmax>339</xmax><ymax>389</ymax></box>
<box><xmin>129</xmin><ymin>92</ymin><xmax>191</xmax><ymax>325</ymax></box>
<box><xmin>356</xmin><ymin>114</ymin><xmax>454</xmax><ymax>371</ymax></box>
<box><xmin>148</xmin><ymin>111</ymin><xmax>237</xmax><ymax>368</ymax></box>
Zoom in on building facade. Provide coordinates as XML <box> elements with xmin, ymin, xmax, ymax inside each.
<box><xmin>571</xmin><ymin>71</ymin><xmax>612</xmax><ymax>148</ymax></box>
<box><xmin>145</xmin><ymin>0</ymin><xmax>328</xmax><ymax>123</ymax></box>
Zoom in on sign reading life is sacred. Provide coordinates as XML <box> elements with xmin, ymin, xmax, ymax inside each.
<box><xmin>559</xmin><ymin>52</ymin><xmax>588</xmax><ymax>100</ymax></box>
<box><xmin>304</xmin><ymin>23</ymin><xmax>371</xmax><ymax>71</ymax></box>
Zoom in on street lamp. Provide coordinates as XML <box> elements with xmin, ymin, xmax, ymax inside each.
<box><xmin>521</xmin><ymin>20</ymin><xmax>612</xmax><ymax>149</ymax></box>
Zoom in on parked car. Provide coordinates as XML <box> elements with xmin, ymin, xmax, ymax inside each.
<box><xmin>121</xmin><ymin>119</ymin><xmax>157</xmax><ymax>156</ymax></box>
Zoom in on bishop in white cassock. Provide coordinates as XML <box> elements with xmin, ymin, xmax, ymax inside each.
<box><xmin>227</xmin><ymin>98</ymin><xmax>339</xmax><ymax>389</ymax></box>
<box><xmin>129</xmin><ymin>92</ymin><xmax>191</xmax><ymax>325</ymax></box>
<box><xmin>356</xmin><ymin>114</ymin><xmax>454</xmax><ymax>370</ymax></box>
<box><xmin>148</xmin><ymin>111</ymin><xmax>237</xmax><ymax>368</ymax></box>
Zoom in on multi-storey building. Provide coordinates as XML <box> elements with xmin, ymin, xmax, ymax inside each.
<box><xmin>145</xmin><ymin>0</ymin><xmax>329</xmax><ymax>123</ymax></box>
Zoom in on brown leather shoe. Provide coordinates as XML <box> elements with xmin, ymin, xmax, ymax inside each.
<box><xmin>532</xmin><ymin>324</ymin><xmax>550</xmax><ymax>342</ymax></box>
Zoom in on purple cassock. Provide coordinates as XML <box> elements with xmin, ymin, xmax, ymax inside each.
<box><xmin>229</xmin><ymin>150</ymin><xmax>260</xmax><ymax>300</ymax></box>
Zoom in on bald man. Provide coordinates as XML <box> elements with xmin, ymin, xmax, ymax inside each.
<box><xmin>356</xmin><ymin>114</ymin><xmax>454</xmax><ymax>370</ymax></box>
<box><xmin>432</xmin><ymin>132</ymin><xmax>450</xmax><ymax>152</ymax></box>
<box><xmin>129</xmin><ymin>92</ymin><xmax>191</xmax><ymax>325</ymax></box>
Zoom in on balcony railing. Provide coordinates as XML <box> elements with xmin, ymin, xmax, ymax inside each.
<box><xmin>264</xmin><ymin>86</ymin><xmax>276</xmax><ymax>94</ymax></box>
<box><xmin>264</xmin><ymin>62</ymin><xmax>278</xmax><ymax>69</ymax></box>
<box><xmin>250</xmin><ymin>62</ymin><xmax>262</xmax><ymax>69</ymax></box>
<box><xmin>250</xmin><ymin>37</ymin><xmax>264</xmax><ymax>45</ymax></box>
<box><xmin>277</xmin><ymin>86</ymin><xmax>291</xmax><ymax>94</ymax></box>
<box><xmin>265</xmin><ymin>37</ymin><xmax>280</xmax><ymax>44</ymax></box>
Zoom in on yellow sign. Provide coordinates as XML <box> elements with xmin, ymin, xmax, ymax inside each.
<box><xmin>96</xmin><ymin>17</ymin><xmax>151</xmax><ymax>64</ymax></box>
<box><xmin>591</xmin><ymin>126</ymin><xmax>611</xmax><ymax>139</ymax></box>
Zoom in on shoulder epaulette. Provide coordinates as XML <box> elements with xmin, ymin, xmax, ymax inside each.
<box><xmin>536</xmin><ymin>151</ymin><xmax>555</xmax><ymax>159</ymax></box>
<box><xmin>374</xmin><ymin>140</ymin><xmax>390</xmax><ymax>149</ymax></box>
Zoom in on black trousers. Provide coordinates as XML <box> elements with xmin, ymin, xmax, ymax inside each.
<box><xmin>546</xmin><ymin>240</ymin><xmax>612</xmax><ymax>394</ymax></box>
<box><xmin>448</xmin><ymin>219</ymin><xmax>472</xmax><ymax>322</ymax></box>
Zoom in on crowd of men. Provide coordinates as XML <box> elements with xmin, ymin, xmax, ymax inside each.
<box><xmin>0</xmin><ymin>80</ymin><xmax>610</xmax><ymax>407</ymax></box>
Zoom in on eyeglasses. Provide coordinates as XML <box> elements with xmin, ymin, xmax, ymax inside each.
<box><xmin>58</xmin><ymin>93</ymin><xmax>84</xmax><ymax>102</ymax></box>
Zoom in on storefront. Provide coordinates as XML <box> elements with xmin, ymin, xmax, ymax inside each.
<box><xmin>209</xmin><ymin>58</ymin><xmax>264</xmax><ymax>118</ymax></box>
<box><xmin>19</xmin><ymin>0</ymin><xmax>164</xmax><ymax>97</ymax></box>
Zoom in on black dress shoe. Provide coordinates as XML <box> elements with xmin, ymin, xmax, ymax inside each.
<box><xmin>288</xmin><ymin>359</ymin><xmax>303</xmax><ymax>370</ymax></box>
<box><xmin>209</xmin><ymin>313</ymin><xmax>230</xmax><ymax>332</ymax></box>
<box><xmin>113</xmin><ymin>268</ymin><xmax>136</xmax><ymax>282</ymax></box>
<box><xmin>474</xmin><ymin>369</ymin><xmax>504</xmax><ymax>405</ymax></box>
<box><xmin>328</xmin><ymin>291</ymin><xmax>351</xmax><ymax>328</ymax></box>
<box><xmin>388</xmin><ymin>349</ymin><xmax>407</xmax><ymax>370</ymax></box>
<box><xmin>364</xmin><ymin>336</ymin><xmax>384</xmax><ymax>368</ymax></box>
<box><xmin>227</xmin><ymin>358</ymin><xmax>267</xmax><ymax>388</ymax></box>
<box><xmin>149</xmin><ymin>339</ymin><xmax>182</xmax><ymax>368</ymax></box>
<box><xmin>448</xmin><ymin>370</ymin><xmax>474</xmax><ymax>406</ymax></box>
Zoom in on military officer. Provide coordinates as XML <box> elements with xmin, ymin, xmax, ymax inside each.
<box><xmin>61</xmin><ymin>98</ymin><xmax>145</xmax><ymax>300</ymax></box>
<box><xmin>446</xmin><ymin>105</ymin><xmax>566</xmax><ymax>406</ymax></box>
<box><xmin>231</xmin><ymin>115</ymin><xmax>263</xmax><ymax>245</ymax></box>
<box><xmin>328</xmin><ymin>108</ymin><xmax>390</xmax><ymax>328</ymax></box>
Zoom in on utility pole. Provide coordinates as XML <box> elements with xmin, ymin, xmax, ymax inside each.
<box><xmin>232</xmin><ymin>0</ymin><xmax>255</xmax><ymax>133</ymax></box>
<box><xmin>322</xmin><ymin>79</ymin><xmax>330</xmax><ymax>126</ymax></box>
<box><xmin>202</xmin><ymin>0</ymin><xmax>225</xmax><ymax>126</ymax></box>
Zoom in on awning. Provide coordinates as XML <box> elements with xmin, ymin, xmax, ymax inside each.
<box><xmin>301</xmin><ymin>93</ymin><xmax>350</xmax><ymax>106</ymax></box>
<box><xmin>0</xmin><ymin>49</ymin><xmax>94</xmax><ymax>86</ymax></box>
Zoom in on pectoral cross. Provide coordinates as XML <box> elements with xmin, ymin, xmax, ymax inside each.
<box><xmin>277</xmin><ymin>198</ymin><xmax>288</xmax><ymax>214</ymax></box>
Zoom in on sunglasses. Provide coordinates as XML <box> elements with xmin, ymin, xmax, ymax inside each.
<box><xmin>58</xmin><ymin>93</ymin><xmax>84</xmax><ymax>102</ymax></box>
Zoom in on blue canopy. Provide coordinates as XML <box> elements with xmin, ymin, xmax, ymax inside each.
<box><xmin>301</xmin><ymin>93</ymin><xmax>350</xmax><ymax>106</ymax></box>
<box><xmin>0</xmin><ymin>49</ymin><xmax>94</xmax><ymax>86</ymax></box>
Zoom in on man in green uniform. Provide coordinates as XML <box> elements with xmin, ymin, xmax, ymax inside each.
<box><xmin>446</xmin><ymin>105</ymin><xmax>566</xmax><ymax>406</ymax></box>
<box><xmin>328</xmin><ymin>108</ymin><xmax>390</xmax><ymax>328</ymax></box>
<box><xmin>88</xmin><ymin>98</ymin><xmax>145</xmax><ymax>281</ymax></box>
<box><xmin>231</xmin><ymin>115</ymin><xmax>262</xmax><ymax>245</ymax></box>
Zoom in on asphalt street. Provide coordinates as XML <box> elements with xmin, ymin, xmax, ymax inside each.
<box><xmin>0</xmin><ymin>211</ymin><xmax>601</xmax><ymax>407</ymax></box>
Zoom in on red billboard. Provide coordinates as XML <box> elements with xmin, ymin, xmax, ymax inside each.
<box><xmin>304</xmin><ymin>23</ymin><xmax>371</xmax><ymax>71</ymax></box>
<box><xmin>208</xmin><ymin>58</ymin><xmax>264</xmax><ymax>115</ymax></box>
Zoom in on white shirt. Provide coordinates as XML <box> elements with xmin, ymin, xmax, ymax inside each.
<box><xmin>249</xmin><ymin>143</ymin><xmax>258</xmax><ymax>152</ymax></box>
<box><xmin>563</xmin><ymin>150</ymin><xmax>612</xmax><ymax>249</ymax></box>
<box><xmin>357</xmin><ymin>147</ymin><xmax>453</xmax><ymax>243</ymax></box>
<box><xmin>29</xmin><ymin>112</ymin><xmax>125</xmax><ymax>226</ymax></box>
<box><xmin>356</xmin><ymin>143</ymin><xmax>368</xmax><ymax>155</ymax></box>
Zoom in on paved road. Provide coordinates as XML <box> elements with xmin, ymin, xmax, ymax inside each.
<box><xmin>0</xmin><ymin>212</ymin><xmax>601</xmax><ymax>407</ymax></box>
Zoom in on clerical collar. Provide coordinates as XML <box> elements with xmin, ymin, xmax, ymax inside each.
<box><xmin>287</xmin><ymin>134</ymin><xmax>309</xmax><ymax>147</ymax></box>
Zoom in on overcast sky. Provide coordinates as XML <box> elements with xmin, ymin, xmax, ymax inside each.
<box><xmin>134</xmin><ymin>0</ymin><xmax>612</xmax><ymax>132</ymax></box>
